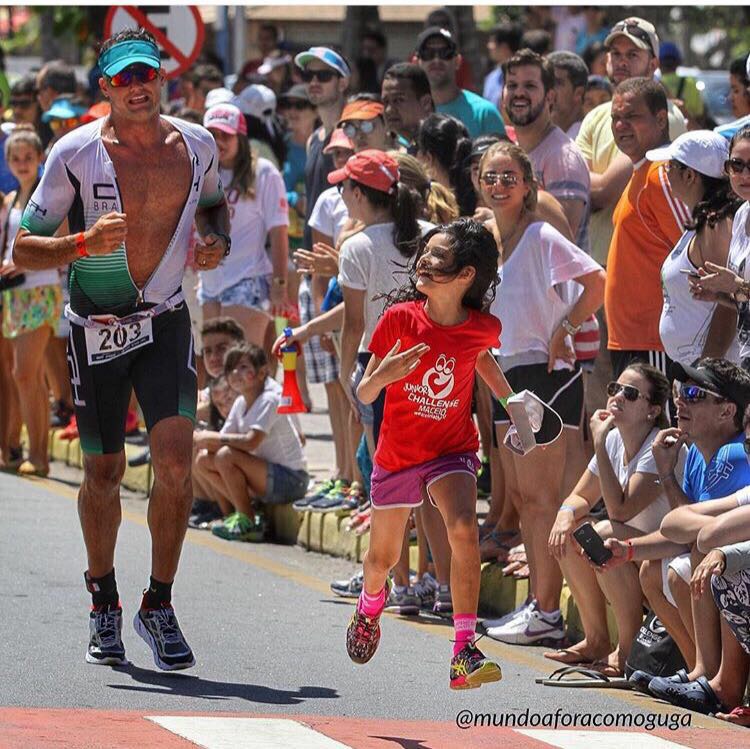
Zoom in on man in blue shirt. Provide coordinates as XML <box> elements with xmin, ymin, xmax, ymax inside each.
<box><xmin>415</xmin><ymin>26</ymin><xmax>505</xmax><ymax>140</ymax></box>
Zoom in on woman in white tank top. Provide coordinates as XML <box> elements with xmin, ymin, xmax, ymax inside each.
<box><xmin>647</xmin><ymin>131</ymin><xmax>740</xmax><ymax>366</ymax></box>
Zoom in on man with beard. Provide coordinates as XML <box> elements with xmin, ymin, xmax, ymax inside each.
<box><xmin>416</xmin><ymin>27</ymin><xmax>505</xmax><ymax>139</ymax></box>
<box><xmin>501</xmin><ymin>49</ymin><xmax>590</xmax><ymax>250</ymax></box>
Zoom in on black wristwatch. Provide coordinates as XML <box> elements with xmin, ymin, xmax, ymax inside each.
<box><xmin>215</xmin><ymin>232</ymin><xmax>232</xmax><ymax>257</ymax></box>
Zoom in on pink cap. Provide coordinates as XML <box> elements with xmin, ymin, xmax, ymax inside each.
<box><xmin>203</xmin><ymin>103</ymin><xmax>247</xmax><ymax>136</ymax></box>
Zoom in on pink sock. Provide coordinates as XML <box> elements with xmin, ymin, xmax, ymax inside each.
<box><xmin>358</xmin><ymin>586</ymin><xmax>387</xmax><ymax>617</ymax></box>
<box><xmin>453</xmin><ymin>614</ymin><xmax>477</xmax><ymax>656</ymax></box>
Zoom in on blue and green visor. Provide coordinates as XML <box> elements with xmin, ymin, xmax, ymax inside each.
<box><xmin>99</xmin><ymin>40</ymin><xmax>161</xmax><ymax>78</ymax></box>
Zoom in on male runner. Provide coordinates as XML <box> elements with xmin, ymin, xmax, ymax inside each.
<box><xmin>13</xmin><ymin>28</ymin><xmax>230</xmax><ymax>670</ymax></box>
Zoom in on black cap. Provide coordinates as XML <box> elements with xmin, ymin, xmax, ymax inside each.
<box><xmin>671</xmin><ymin>360</ymin><xmax>750</xmax><ymax>410</ymax></box>
<box><xmin>278</xmin><ymin>84</ymin><xmax>311</xmax><ymax>104</ymax></box>
<box><xmin>416</xmin><ymin>26</ymin><xmax>457</xmax><ymax>56</ymax></box>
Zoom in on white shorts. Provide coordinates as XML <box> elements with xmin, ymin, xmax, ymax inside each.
<box><xmin>662</xmin><ymin>553</ymin><xmax>692</xmax><ymax>607</ymax></box>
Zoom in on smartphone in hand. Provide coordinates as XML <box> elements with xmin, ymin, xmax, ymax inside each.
<box><xmin>573</xmin><ymin>522</ymin><xmax>613</xmax><ymax>566</ymax></box>
<box><xmin>679</xmin><ymin>268</ymin><xmax>700</xmax><ymax>280</ymax></box>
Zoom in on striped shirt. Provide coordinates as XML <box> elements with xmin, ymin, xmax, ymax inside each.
<box><xmin>605</xmin><ymin>159</ymin><xmax>689</xmax><ymax>351</ymax></box>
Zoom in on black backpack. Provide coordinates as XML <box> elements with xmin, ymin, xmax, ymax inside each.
<box><xmin>625</xmin><ymin>610</ymin><xmax>687</xmax><ymax>678</ymax></box>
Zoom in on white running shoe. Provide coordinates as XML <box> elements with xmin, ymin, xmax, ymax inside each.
<box><xmin>485</xmin><ymin>601</ymin><xmax>565</xmax><ymax>646</ymax></box>
<box><xmin>480</xmin><ymin>597</ymin><xmax>533</xmax><ymax>631</ymax></box>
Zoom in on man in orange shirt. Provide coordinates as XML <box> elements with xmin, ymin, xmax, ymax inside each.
<box><xmin>606</xmin><ymin>77</ymin><xmax>689</xmax><ymax>378</ymax></box>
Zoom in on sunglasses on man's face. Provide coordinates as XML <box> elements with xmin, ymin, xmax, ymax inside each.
<box><xmin>725</xmin><ymin>157</ymin><xmax>750</xmax><ymax>176</ymax></box>
<box><xmin>300</xmin><ymin>69</ymin><xmax>339</xmax><ymax>83</ymax></box>
<box><xmin>480</xmin><ymin>171</ymin><xmax>520</xmax><ymax>188</ymax></box>
<box><xmin>419</xmin><ymin>47</ymin><xmax>455</xmax><ymax>62</ymax></box>
<box><xmin>107</xmin><ymin>64</ymin><xmax>158</xmax><ymax>88</ymax></box>
<box><xmin>606</xmin><ymin>381</ymin><xmax>648</xmax><ymax>402</ymax></box>
<box><xmin>675</xmin><ymin>382</ymin><xmax>726</xmax><ymax>404</ymax></box>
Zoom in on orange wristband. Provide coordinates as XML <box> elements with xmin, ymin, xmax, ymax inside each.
<box><xmin>626</xmin><ymin>540</ymin><xmax>634</xmax><ymax>562</ymax></box>
<box><xmin>75</xmin><ymin>232</ymin><xmax>88</xmax><ymax>258</ymax></box>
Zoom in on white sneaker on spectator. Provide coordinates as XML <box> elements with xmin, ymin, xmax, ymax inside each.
<box><xmin>485</xmin><ymin>601</ymin><xmax>565</xmax><ymax>646</ymax></box>
<box><xmin>481</xmin><ymin>596</ymin><xmax>533</xmax><ymax>631</ymax></box>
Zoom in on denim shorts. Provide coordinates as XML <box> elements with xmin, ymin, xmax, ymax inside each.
<box><xmin>259</xmin><ymin>462</ymin><xmax>309</xmax><ymax>505</ymax></box>
<box><xmin>198</xmin><ymin>275</ymin><xmax>270</xmax><ymax>311</ymax></box>
<box><xmin>370</xmin><ymin>452</ymin><xmax>480</xmax><ymax>509</ymax></box>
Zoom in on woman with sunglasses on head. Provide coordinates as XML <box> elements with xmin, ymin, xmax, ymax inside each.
<box><xmin>478</xmin><ymin>141</ymin><xmax>606</xmax><ymax>647</ymax></box>
<box><xmin>648</xmin><ymin>131</ymin><xmax>741</xmax><ymax>368</ymax></box>
<box><xmin>690</xmin><ymin>125</ymin><xmax>750</xmax><ymax>371</ymax></box>
<box><xmin>546</xmin><ymin>363</ymin><xmax>685</xmax><ymax>675</ymax></box>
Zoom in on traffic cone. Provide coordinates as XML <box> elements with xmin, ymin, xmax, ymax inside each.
<box><xmin>278</xmin><ymin>327</ymin><xmax>308</xmax><ymax>414</ymax></box>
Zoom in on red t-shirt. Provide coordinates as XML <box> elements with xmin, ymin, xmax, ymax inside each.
<box><xmin>368</xmin><ymin>301</ymin><xmax>501</xmax><ymax>473</ymax></box>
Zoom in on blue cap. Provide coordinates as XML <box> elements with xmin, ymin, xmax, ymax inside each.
<box><xmin>99</xmin><ymin>39</ymin><xmax>161</xmax><ymax>78</ymax></box>
<box><xmin>41</xmin><ymin>97</ymin><xmax>86</xmax><ymax>124</ymax></box>
<box><xmin>294</xmin><ymin>47</ymin><xmax>350</xmax><ymax>78</ymax></box>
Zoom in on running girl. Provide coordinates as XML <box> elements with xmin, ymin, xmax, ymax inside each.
<box><xmin>346</xmin><ymin>218</ymin><xmax>534</xmax><ymax>690</ymax></box>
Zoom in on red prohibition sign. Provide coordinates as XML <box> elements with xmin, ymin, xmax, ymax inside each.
<box><xmin>104</xmin><ymin>6</ymin><xmax>205</xmax><ymax>79</ymax></box>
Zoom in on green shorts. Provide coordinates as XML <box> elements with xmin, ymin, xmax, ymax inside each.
<box><xmin>67</xmin><ymin>301</ymin><xmax>197</xmax><ymax>454</ymax></box>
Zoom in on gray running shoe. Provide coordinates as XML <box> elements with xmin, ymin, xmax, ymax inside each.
<box><xmin>384</xmin><ymin>585</ymin><xmax>421</xmax><ymax>616</ymax></box>
<box><xmin>134</xmin><ymin>606</ymin><xmax>195</xmax><ymax>670</ymax></box>
<box><xmin>414</xmin><ymin>572</ymin><xmax>439</xmax><ymax>609</ymax></box>
<box><xmin>330</xmin><ymin>570</ymin><xmax>364</xmax><ymax>598</ymax></box>
<box><xmin>433</xmin><ymin>584</ymin><xmax>453</xmax><ymax>616</ymax></box>
<box><xmin>86</xmin><ymin>606</ymin><xmax>128</xmax><ymax>666</ymax></box>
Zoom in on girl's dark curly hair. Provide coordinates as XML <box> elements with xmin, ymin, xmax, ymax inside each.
<box><xmin>381</xmin><ymin>218</ymin><xmax>499</xmax><ymax>312</ymax></box>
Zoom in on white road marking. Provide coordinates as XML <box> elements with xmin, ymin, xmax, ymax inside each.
<box><xmin>517</xmin><ymin>730</ymin><xmax>689</xmax><ymax>749</ymax></box>
<box><xmin>148</xmin><ymin>716</ymin><xmax>353</xmax><ymax>749</ymax></box>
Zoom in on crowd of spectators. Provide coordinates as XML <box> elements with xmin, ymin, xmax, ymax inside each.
<box><xmin>1</xmin><ymin>7</ymin><xmax>750</xmax><ymax>723</ymax></box>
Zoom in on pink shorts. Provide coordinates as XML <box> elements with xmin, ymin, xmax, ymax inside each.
<box><xmin>370</xmin><ymin>452</ymin><xmax>480</xmax><ymax>509</ymax></box>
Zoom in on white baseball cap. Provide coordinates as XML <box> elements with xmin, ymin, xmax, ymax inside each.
<box><xmin>646</xmin><ymin>130</ymin><xmax>729</xmax><ymax>179</ymax></box>
<box><xmin>232</xmin><ymin>84</ymin><xmax>277</xmax><ymax>120</ymax></box>
<box><xmin>204</xmin><ymin>87</ymin><xmax>235</xmax><ymax>110</ymax></box>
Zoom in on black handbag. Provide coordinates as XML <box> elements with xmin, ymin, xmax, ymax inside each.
<box><xmin>624</xmin><ymin>609</ymin><xmax>687</xmax><ymax>678</ymax></box>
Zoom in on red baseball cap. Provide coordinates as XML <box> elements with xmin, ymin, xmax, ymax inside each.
<box><xmin>327</xmin><ymin>149</ymin><xmax>399</xmax><ymax>194</ymax></box>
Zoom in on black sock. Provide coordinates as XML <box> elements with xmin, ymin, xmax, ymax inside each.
<box><xmin>84</xmin><ymin>569</ymin><xmax>119</xmax><ymax>609</ymax></box>
<box><xmin>142</xmin><ymin>576</ymin><xmax>173</xmax><ymax>609</ymax></box>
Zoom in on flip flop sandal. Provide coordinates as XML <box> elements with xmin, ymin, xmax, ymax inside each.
<box><xmin>543</xmin><ymin>649</ymin><xmax>597</xmax><ymax>665</ymax></box>
<box><xmin>535</xmin><ymin>665</ymin><xmax>631</xmax><ymax>689</ymax></box>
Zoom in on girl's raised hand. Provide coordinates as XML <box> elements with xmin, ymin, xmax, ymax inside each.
<box><xmin>374</xmin><ymin>339</ymin><xmax>430</xmax><ymax>387</ymax></box>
